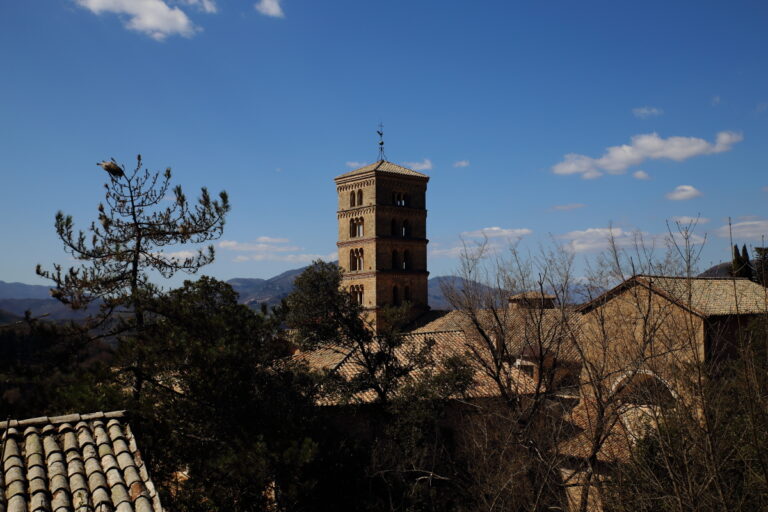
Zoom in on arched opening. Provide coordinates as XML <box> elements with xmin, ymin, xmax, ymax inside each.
<box><xmin>393</xmin><ymin>286</ymin><xmax>400</xmax><ymax>306</ymax></box>
<box><xmin>402</xmin><ymin>220</ymin><xmax>410</xmax><ymax>238</ymax></box>
<box><xmin>403</xmin><ymin>194</ymin><xmax>410</xmax><ymax>207</ymax></box>
<box><xmin>403</xmin><ymin>250</ymin><xmax>410</xmax><ymax>270</ymax></box>
<box><xmin>612</xmin><ymin>372</ymin><xmax>676</xmax><ymax>406</ymax></box>
<box><xmin>357</xmin><ymin>218</ymin><xmax>364</xmax><ymax>237</ymax></box>
<box><xmin>357</xmin><ymin>189</ymin><xmax>363</xmax><ymax>206</ymax></box>
<box><xmin>349</xmin><ymin>249</ymin><xmax>356</xmax><ymax>271</ymax></box>
<box><xmin>349</xmin><ymin>218</ymin><xmax>356</xmax><ymax>238</ymax></box>
<box><xmin>391</xmin><ymin>219</ymin><xmax>397</xmax><ymax>236</ymax></box>
<box><xmin>392</xmin><ymin>192</ymin><xmax>397</xmax><ymax>205</ymax></box>
<box><xmin>357</xmin><ymin>249</ymin><xmax>364</xmax><ymax>270</ymax></box>
<box><xmin>392</xmin><ymin>250</ymin><xmax>399</xmax><ymax>270</ymax></box>
<box><xmin>350</xmin><ymin>191</ymin><xmax>356</xmax><ymax>207</ymax></box>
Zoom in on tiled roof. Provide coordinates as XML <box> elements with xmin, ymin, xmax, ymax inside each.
<box><xmin>334</xmin><ymin>160</ymin><xmax>428</xmax><ymax>180</ymax></box>
<box><xmin>0</xmin><ymin>411</ymin><xmax>163</xmax><ymax>512</ymax></box>
<box><xmin>413</xmin><ymin>308</ymin><xmax>581</xmax><ymax>361</ymax></box>
<box><xmin>579</xmin><ymin>275</ymin><xmax>768</xmax><ymax>317</ymax></box>
<box><xmin>300</xmin><ymin>329</ymin><xmax>545</xmax><ymax>404</ymax></box>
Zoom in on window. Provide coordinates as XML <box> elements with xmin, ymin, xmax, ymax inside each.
<box><xmin>393</xmin><ymin>192</ymin><xmax>407</xmax><ymax>206</ymax></box>
<box><xmin>350</xmin><ymin>285</ymin><xmax>364</xmax><ymax>305</ymax></box>
<box><xmin>401</xmin><ymin>220</ymin><xmax>410</xmax><ymax>238</ymax></box>
<box><xmin>349</xmin><ymin>191</ymin><xmax>356</xmax><ymax>207</ymax></box>
<box><xmin>357</xmin><ymin>249</ymin><xmax>364</xmax><ymax>270</ymax></box>
<box><xmin>391</xmin><ymin>218</ymin><xmax>397</xmax><ymax>236</ymax></box>
<box><xmin>392</xmin><ymin>250</ymin><xmax>399</xmax><ymax>270</ymax></box>
<box><xmin>403</xmin><ymin>250</ymin><xmax>410</xmax><ymax>270</ymax></box>
<box><xmin>393</xmin><ymin>285</ymin><xmax>400</xmax><ymax>306</ymax></box>
<box><xmin>349</xmin><ymin>249</ymin><xmax>357</xmax><ymax>271</ymax></box>
<box><xmin>350</xmin><ymin>218</ymin><xmax>364</xmax><ymax>238</ymax></box>
<box><xmin>357</xmin><ymin>189</ymin><xmax>363</xmax><ymax>206</ymax></box>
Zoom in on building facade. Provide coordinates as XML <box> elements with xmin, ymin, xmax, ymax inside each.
<box><xmin>335</xmin><ymin>160</ymin><xmax>430</xmax><ymax>327</ymax></box>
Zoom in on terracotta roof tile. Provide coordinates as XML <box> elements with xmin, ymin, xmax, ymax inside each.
<box><xmin>579</xmin><ymin>275</ymin><xmax>768</xmax><ymax>317</ymax></box>
<box><xmin>0</xmin><ymin>412</ymin><xmax>163</xmax><ymax>512</ymax></box>
<box><xmin>335</xmin><ymin>160</ymin><xmax>428</xmax><ymax>180</ymax></box>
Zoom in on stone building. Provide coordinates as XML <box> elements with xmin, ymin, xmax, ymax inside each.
<box><xmin>335</xmin><ymin>160</ymin><xmax>430</xmax><ymax>329</ymax></box>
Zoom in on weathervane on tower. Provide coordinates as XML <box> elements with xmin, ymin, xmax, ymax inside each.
<box><xmin>377</xmin><ymin>123</ymin><xmax>386</xmax><ymax>161</ymax></box>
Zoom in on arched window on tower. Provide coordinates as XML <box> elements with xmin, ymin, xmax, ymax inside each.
<box><xmin>349</xmin><ymin>249</ymin><xmax>356</xmax><ymax>271</ymax></box>
<box><xmin>403</xmin><ymin>250</ymin><xmax>410</xmax><ymax>270</ymax></box>
<box><xmin>393</xmin><ymin>285</ymin><xmax>400</xmax><ymax>306</ymax></box>
<box><xmin>357</xmin><ymin>218</ymin><xmax>364</xmax><ymax>237</ymax></box>
<box><xmin>404</xmin><ymin>194</ymin><xmax>410</xmax><ymax>207</ymax></box>
<box><xmin>357</xmin><ymin>189</ymin><xmax>363</xmax><ymax>206</ymax></box>
<box><xmin>391</xmin><ymin>219</ymin><xmax>397</xmax><ymax>236</ymax></box>
<box><xmin>392</xmin><ymin>250</ymin><xmax>399</xmax><ymax>270</ymax></box>
<box><xmin>357</xmin><ymin>249</ymin><xmax>364</xmax><ymax>270</ymax></box>
<box><xmin>350</xmin><ymin>191</ymin><xmax>356</xmax><ymax>207</ymax></box>
<box><xmin>402</xmin><ymin>220</ymin><xmax>410</xmax><ymax>238</ymax></box>
<box><xmin>349</xmin><ymin>218</ymin><xmax>356</xmax><ymax>238</ymax></box>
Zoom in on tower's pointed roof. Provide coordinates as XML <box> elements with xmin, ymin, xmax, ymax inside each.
<box><xmin>335</xmin><ymin>160</ymin><xmax>429</xmax><ymax>181</ymax></box>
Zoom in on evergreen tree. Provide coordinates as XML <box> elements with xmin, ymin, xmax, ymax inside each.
<box><xmin>36</xmin><ymin>155</ymin><xmax>229</xmax><ymax>397</ymax></box>
<box><xmin>741</xmin><ymin>244</ymin><xmax>754</xmax><ymax>279</ymax></box>
<box><xmin>755</xmin><ymin>247</ymin><xmax>768</xmax><ymax>287</ymax></box>
<box><xmin>732</xmin><ymin>245</ymin><xmax>742</xmax><ymax>277</ymax></box>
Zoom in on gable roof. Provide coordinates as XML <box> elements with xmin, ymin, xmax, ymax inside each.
<box><xmin>334</xmin><ymin>160</ymin><xmax>429</xmax><ymax>181</ymax></box>
<box><xmin>578</xmin><ymin>275</ymin><xmax>768</xmax><ymax>317</ymax></box>
<box><xmin>1</xmin><ymin>411</ymin><xmax>163</xmax><ymax>512</ymax></box>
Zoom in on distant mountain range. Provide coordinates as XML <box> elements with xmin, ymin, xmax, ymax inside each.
<box><xmin>2</xmin><ymin>261</ymin><xmax>734</xmax><ymax>323</ymax></box>
<box><xmin>0</xmin><ymin>270</ymin><xmax>468</xmax><ymax>323</ymax></box>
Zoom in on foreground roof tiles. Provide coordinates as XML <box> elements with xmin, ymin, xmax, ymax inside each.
<box><xmin>0</xmin><ymin>411</ymin><xmax>162</xmax><ymax>512</ymax></box>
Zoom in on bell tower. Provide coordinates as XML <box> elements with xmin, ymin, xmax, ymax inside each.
<box><xmin>335</xmin><ymin>160</ymin><xmax>430</xmax><ymax>328</ymax></box>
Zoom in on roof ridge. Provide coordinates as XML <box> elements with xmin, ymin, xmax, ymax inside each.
<box><xmin>637</xmin><ymin>274</ymin><xmax>750</xmax><ymax>281</ymax></box>
<box><xmin>0</xmin><ymin>410</ymin><xmax>127</xmax><ymax>430</ymax></box>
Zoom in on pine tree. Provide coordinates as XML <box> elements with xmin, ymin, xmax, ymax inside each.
<box><xmin>37</xmin><ymin>155</ymin><xmax>230</xmax><ymax>397</ymax></box>
<box><xmin>741</xmin><ymin>244</ymin><xmax>754</xmax><ymax>279</ymax></box>
<box><xmin>755</xmin><ymin>247</ymin><xmax>768</xmax><ymax>287</ymax></box>
<box><xmin>732</xmin><ymin>245</ymin><xmax>744</xmax><ymax>277</ymax></box>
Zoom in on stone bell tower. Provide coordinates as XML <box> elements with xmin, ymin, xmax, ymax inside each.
<box><xmin>335</xmin><ymin>160</ymin><xmax>430</xmax><ymax>328</ymax></box>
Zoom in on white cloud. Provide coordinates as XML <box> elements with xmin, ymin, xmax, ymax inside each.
<box><xmin>553</xmin><ymin>203</ymin><xmax>586</xmax><ymax>211</ymax></box>
<box><xmin>220</xmin><ymin>238</ymin><xmax>335</xmax><ymax>263</ymax></box>
<box><xmin>255</xmin><ymin>0</ymin><xmax>284</xmax><ymax>18</ymax></box>
<box><xmin>762</xmin><ymin>186</ymin><xmax>768</xmax><ymax>193</ymax></box>
<box><xmin>633</xmin><ymin>170</ymin><xmax>650</xmax><ymax>180</ymax></box>
<box><xmin>711</xmin><ymin>95</ymin><xmax>721</xmax><ymax>106</ymax></box>
<box><xmin>74</xmin><ymin>0</ymin><xmax>198</xmax><ymax>40</ymax></box>
<box><xmin>715</xmin><ymin>220</ymin><xmax>768</xmax><ymax>240</ymax></box>
<box><xmin>453</xmin><ymin>160</ymin><xmax>470</xmax><ymax>168</ymax></box>
<box><xmin>219</xmin><ymin>240</ymin><xmax>299</xmax><ymax>252</ymax></box>
<box><xmin>429</xmin><ymin>245</ymin><xmax>466</xmax><ymax>258</ymax></box>
<box><xmin>346</xmin><ymin>161</ymin><xmax>367</xmax><ymax>169</ymax></box>
<box><xmin>666</xmin><ymin>185</ymin><xmax>702</xmax><ymax>201</ymax></box>
<box><xmin>671</xmin><ymin>216</ymin><xmax>709</xmax><ymax>225</ymax></box>
<box><xmin>552</xmin><ymin>131</ymin><xmax>743</xmax><ymax>179</ymax></box>
<box><xmin>180</xmin><ymin>0</ymin><xmax>217</xmax><ymax>13</ymax></box>
<box><xmin>163</xmin><ymin>250</ymin><xmax>198</xmax><ymax>260</ymax></box>
<box><xmin>255</xmin><ymin>236</ymin><xmax>290</xmax><ymax>243</ymax></box>
<box><xmin>559</xmin><ymin>227</ymin><xmax>638</xmax><ymax>253</ymax></box>
<box><xmin>404</xmin><ymin>158</ymin><xmax>433</xmax><ymax>171</ymax></box>
<box><xmin>461</xmin><ymin>227</ymin><xmax>533</xmax><ymax>238</ymax></box>
<box><xmin>632</xmin><ymin>106</ymin><xmax>664</xmax><ymax>119</ymax></box>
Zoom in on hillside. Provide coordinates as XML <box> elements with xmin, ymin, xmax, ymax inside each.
<box><xmin>0</xmin><ymin>280</ymin><xmax>52</xmax><ymax>300</ymax></box>
<box><xmin>0</xmin><ymin>265</ymin><xmax>475</xmax><ymax>319</ymax></box>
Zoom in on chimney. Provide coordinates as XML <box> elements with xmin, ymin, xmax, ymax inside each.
<box><xmin>508</xmin><ymin>291</ymin><xmax>556</xmax><ymax>310</ymax></box>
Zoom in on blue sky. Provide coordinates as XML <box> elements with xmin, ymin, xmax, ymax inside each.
<box><xmin>1</xmin><ymin>0</ymin><xmax>767</xmax><ymax>287</ymax></box>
